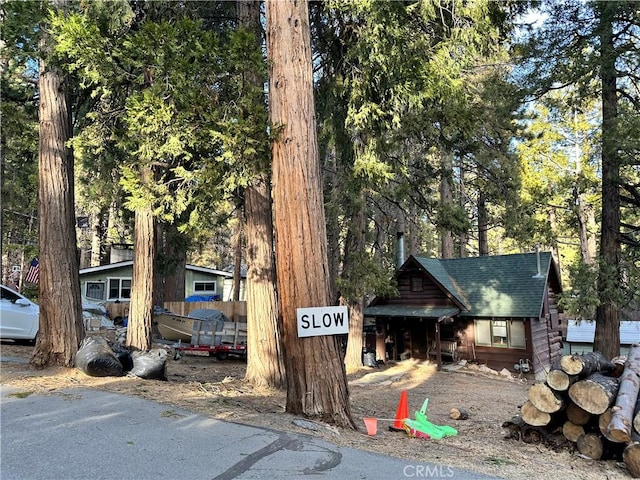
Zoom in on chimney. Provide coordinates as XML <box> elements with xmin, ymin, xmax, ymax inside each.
<box><xmin>396</xmin><ymin>218</ymin><xmax>405</xmax><ymax>268</ymax></box>
<box><xmin>532</xmin><ymin>244</ymin><xmax>543</xmax><ymax>278</ymax></box>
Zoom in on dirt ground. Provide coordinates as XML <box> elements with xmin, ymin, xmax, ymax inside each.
<box><xmin>0</xmin><ymin>334</ymin><xmax>632</xmax><ymax>480</ymax></box>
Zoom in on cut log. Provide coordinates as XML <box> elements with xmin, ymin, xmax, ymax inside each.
<box><xmin>624</xmin><ymin>442</ymin><xmax>640</xmax><ymax>478</ymax></box>
<box><xmin>528</xmin><ymin>382</ymin><xmax>565</xmax><ymax>413</ymax></box>
<box><xmin>568</xmin><ymin>372</ymin><xmax>620</xmax><ymax>414</ymax></box>
<box><xmin>633</xmin><ymin>394</ymin><xmax>640</xmax><ymax>435</ymax></box>
<box><xmin>599</xmin><ymin>409</ymin><xmax>624</xmax><ymax>443</ymax></box>
<box><xmin>546</xmin><ymin>367</ymin><xmax>576</xmax><ymax>392</ymax></box>
<box><xmin>502</xmin><ymin>416</ymin><xmax>552</xmax><ymax>444</ymax></box>
<box><xmin>566</xmin><ymin>401</ymin><xmax>591</xmax><ymax>426</ymax></box>
<box><xmin>576</xmin><ymin>433</ymin><xmax>604</xmax><ymax>460</ymax></box>
<box><xmin>608</xmin><ymin>345</ymin><xmax>640</xmax><ymax>443</ymax></box>
<box><xmin>562</xmin><ymin>420</ymin><xmax>585</xmax><ymax>443</ymax></box>
<box><xmin>521</xmin><ymin>400</ymin><xmax>552</xmax><ymax>426</ymax></box>
<box><xmin>560</xmin><ymin>351</ymin><xmax>615</xmax><ymax>376</ymax></box>
<box><xmin>611</xmin><ymin>355</ymin><xmax>627</xmax><ymax>378</ymax></box>
<box><xmin>449</xmin><ymin>407</ymin><xmax>469</xmax><ymax>420</ymax></box>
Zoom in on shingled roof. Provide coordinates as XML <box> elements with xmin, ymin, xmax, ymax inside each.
<box><xmin>412</xmin><ymin>252</ymin><xmax>559</xmax><ymax>319</ymax></box>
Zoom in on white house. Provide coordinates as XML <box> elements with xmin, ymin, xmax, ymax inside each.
<box><xmin>564</xmin><ymin>319</ymin><xmax>640</xmax><ymax>355</ymax></box>
<box><xmin>79</xmin><ymin>261</ymin><xmax>246</xmax><ymax>302</ymax></box>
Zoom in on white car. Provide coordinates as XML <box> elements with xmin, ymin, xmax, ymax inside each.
<box><xmin>0</xmin><ymin>284</ymin><xmax>39</xmax><ymax>342</ymax></box>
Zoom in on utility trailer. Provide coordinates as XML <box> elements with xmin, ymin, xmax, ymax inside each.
<box><xmin>174</xmin><ymin>319</ymin><xmax>247</xmax><ymax>360</ymax></box>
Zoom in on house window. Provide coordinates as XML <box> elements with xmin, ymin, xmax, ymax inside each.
<box><xmin>475</xmin><ymin>319</ymin><xmax>526</xmax><ymax>349</ymax></box>
<box><xmin>410</xmin><ymin>277</ymin><xmax>423</xmax><ymax>292</ymax></box>
<box><xmin>108</xmin><ymin>278</ymin><xmax>131</xmax><ymax>300</ymax></box>
<box><xmin>85</xmin><ymin>282</ymin><xmax>105</xmax><ymax>301</ymax></box>
<box><xmin>194</xmin><ymin>281</ymin><xmax>216</xmax><ymax>294</ymax></box>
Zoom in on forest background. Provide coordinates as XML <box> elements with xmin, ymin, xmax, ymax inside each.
<box><xmin>1</xmin><ymin>0</ymin><xmax>639</xmax><ymax>426</ymax></box>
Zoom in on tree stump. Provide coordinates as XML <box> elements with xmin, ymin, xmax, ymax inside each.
<box><xmin>576</xmin><ymin>433</ymin><xmax>604</xmax><ymax>460</ymax></box>
<box><xmin>560</xmin><ymin>351</ymin><xmax>615</xmax><ymax>376</ymax></box>
<box><xmin>529</xmin><ymin>382</ymin><xmax>565</xmax><ymax>413</ymax></box>
<box><xmin>449</xmin><ymin>407</ymin><xmax>469</xmax><ymax>420</ymax></box>
<box><xmin>562</xmin><ymin>420</ymin><xmax>585</xmax><ymax>443</ymax></box>
<box><xmin>569</xmin><ymin>372</ymin><xmax>620</xmax><ymax>414</ymax></box>
<box><xmin>608</xmin><ymin>345</ymin><xmax>640</xmax><ymax>443</ymax></box>
<box><xmin>566</xmin><ymin>401</ymin><xmax>591</xmax><ymax>426</ymax></box>
<box><xmin>522</xmin><ymin>400</ymin><xmax>552</xmax><ymax>426</ymax></box>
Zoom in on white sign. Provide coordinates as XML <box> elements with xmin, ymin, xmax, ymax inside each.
<box><xmin>297</xmin><ymin>306</ymin><xmax>349</xmax><ymax>338</ymax></box>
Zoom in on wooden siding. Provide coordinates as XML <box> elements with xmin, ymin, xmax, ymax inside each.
<box><xmin>464</xmin><ymin>320</ymin><xmax>534</xmax><ymax>372</ymax></box>
<box><xmin>385</xmin><ymin>273</ymin><xmax>457</xmax><ymax>306</ymax></box>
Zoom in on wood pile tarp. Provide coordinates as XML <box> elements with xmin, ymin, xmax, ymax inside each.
<box><xmin>504</xmin><ymin>346</ymin><xmax>640</xmax><ymax>477</ymax></box>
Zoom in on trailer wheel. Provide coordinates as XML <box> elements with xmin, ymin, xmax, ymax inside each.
<box><xmin>216</xmin><ymin>351</ymin><xmax>229</xmax><ymax>361</ymax></box>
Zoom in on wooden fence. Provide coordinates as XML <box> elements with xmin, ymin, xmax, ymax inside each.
<box><xmin>105</xmin><ymin>301</ymin><xmax>247</xmax><ymax>323</ymax></box>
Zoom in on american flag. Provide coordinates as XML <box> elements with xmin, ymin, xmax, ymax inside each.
<box><xmin>25</xmin><ymin>258</ymin><xmax>39</xmax><ymax>284</ymax></box>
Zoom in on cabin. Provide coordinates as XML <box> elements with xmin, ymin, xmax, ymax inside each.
<box><xmin>364</xmin><ymin>251</ymin><xmax>563</xmax><ymax>378</ymax></box>
<box><xmin>79</xmin><ymin>261</ymin><xmax>246</xmax><ymax>303</ymax></box>
<box><xmin>564</xmin><ymin>319</ymin><xmax>640</xmax><ymax>355</ymax></box>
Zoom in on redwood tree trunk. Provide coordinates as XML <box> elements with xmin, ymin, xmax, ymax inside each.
<box><xmin>32</xmin><ymin>8</ymin><xmax>84</xmax><ymax>368</ymax></box>
<box><xmin>593</xmin><ymin>2</ymin><xmax>621</xmax><ymax>360</ymax></box>
<box><xmin>239</xmin><ymin>0</ymin><xmax>285</xmax><ymax>389</ymax></box>
<box><xmin>266</xmin><ymin>0</ymin><xmax>355</xmax><ymax>428</ymax></box>
<box><xmin>127</xmin><ymin>187</ymin><xmax>155</xmax><ymax>351</ymax></box>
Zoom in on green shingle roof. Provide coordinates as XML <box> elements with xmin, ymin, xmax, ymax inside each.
<box><xmin>414</xmin><ymin>252</ymin><xmax>555</xmax><ymax>318</ymax></box>
<box><xmin>363</xmin><ymin>305</ymin><xmax>459</xmax><ymax>318</ymax></box>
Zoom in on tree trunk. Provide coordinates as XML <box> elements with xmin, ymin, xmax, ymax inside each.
<box><xmin>439</xmin><ymin>155</ymin><xmax>454</xmax><ymax>259</ymax></box>
<box><xmin>477</xmin><ymin>190</ymin><xmax>489</xmax><ymax>256</ymax></box>
<box><xmin>32</xmin><ymin>6</ymin><xmax>84</xmax><ymax>368</ymax></box>
<box><xmin>560</xmin><ymin>351</ymin><xmax>615</xmax><ymax>376</ymax></box>
<box><xmin>238</xmin><ymin>0</ymin><xmax>285</xmax><ymax>390</ymax></box>
<box><xmin>593</xmin><ymin>1</ymin><xmax>621</xmax><ymax>361</ymax></box>
<box><xmin>126</xmin><ymin>190</ymin><xmax>155</xmax><ymax>351</ymax></box>
<box><xmin>266</xmin><ymin>0</ymin><xmax>354</xmax><ymax>428</ymax></box>
<box><xmin>160</xmin><ymin>221</ymin><xmax>187</xmax><ymax>303</ymax></box>
<box><xmin>232</xmin><ymin>215</ymin><xmax>243</xmax><ymax>302</ymax></box>
<box><xmin>568</xmin><ymin>372</ymin><xmax>620</xmax><ymax>415</ymax></box>
<box><xmin>607</xmin><ymin>345</ymin><xmax>640</xmax><ymax>443</ymax></box>
<box><xmin>244</xmin><ymin>174</ymin><xmax>285</xmax><ymax>388</ymax></box>
<box><xmin>342</xmin><ymin>191</ymin><xmax>366</xmax><ymax>371</ymax></box>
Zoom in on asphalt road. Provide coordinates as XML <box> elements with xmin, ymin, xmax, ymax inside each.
<box><xmin>1</xmin><ymin>384</ymin><xmax>501</xmax><ymax>480</ymax></box>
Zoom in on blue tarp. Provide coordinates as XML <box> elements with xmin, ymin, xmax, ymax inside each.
<box><xmin>185</xmin><ymin>294</ymin><xmax>221</xmax><ymax>302</ymax></box>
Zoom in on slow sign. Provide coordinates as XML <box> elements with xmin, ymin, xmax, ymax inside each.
<box><xmin>296</xmin><ymin>306</ymin><xmax>349</xmax><ymax>338</ymax></box>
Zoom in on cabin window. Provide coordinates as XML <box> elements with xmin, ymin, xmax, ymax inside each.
<box><xmin>410</xmin><ymin>277</ymin><xmax>423</xmax><ymax>292</ymax></box>
<box><xmin>474</xmin><ymin>319</ymin><xmax>526</xmax><ymax>349</ymax></box>
<box><xmin>194</xmin><ymin>281</ymin><xmax>216</xmax><ymax>294</ymax></box>
<box><xmin>85</xmin><ymin>282</ymin><xmax>105</xmax><ymax>301</ymax></box>
<box><xmin>108</xmin><ymin>278</ymin><xmax>131</xmax><ymax>300</ymax></box>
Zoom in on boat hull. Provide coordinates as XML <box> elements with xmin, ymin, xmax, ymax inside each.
<box><xmin>154</xmin><ymin>313</ymin><xmax>194</xmax><ymax>342</ymax></box>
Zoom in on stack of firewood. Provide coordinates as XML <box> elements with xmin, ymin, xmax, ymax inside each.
<box><xmin>504</xmin><ymin>346</ymin><xmax>640</xmax><ymax>477</ymax></box>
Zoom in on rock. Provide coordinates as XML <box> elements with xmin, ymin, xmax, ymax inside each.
<box><xmin>499</xmin><ymin>368</ymin><xmax>513</xmax><ymax>378</ymax></box>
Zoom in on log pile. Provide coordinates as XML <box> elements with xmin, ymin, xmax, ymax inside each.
<box><xmin>504</xmin><ymin>347</ymin><xmax>640</xmax><ymax>477</ymax></box>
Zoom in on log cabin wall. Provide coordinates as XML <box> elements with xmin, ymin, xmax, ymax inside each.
<box><xmin>467</xmin><ymin>320</ymin><xmax>534</xmax><ymax>371</ymax></box>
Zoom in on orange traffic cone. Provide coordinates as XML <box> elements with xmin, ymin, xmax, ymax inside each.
<box><xmin>389</xmin><ymin>390</ymin><xmax>409</xmax><ymax>431</ymax></box>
